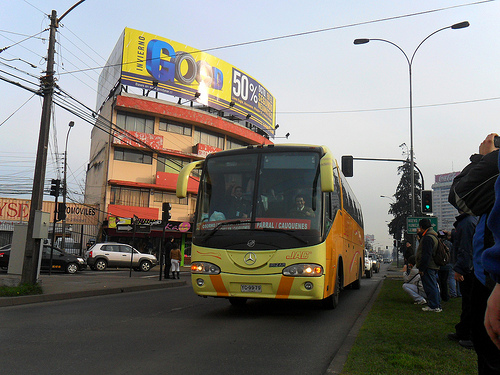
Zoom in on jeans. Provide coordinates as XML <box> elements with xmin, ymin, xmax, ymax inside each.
<box><xmin>402</xmin><ymin>283</ymin><xmax>426</xmax><ymax>302</ymax></box>
<box><xmin>421</xmin><ymin>268</ymin><xmax>441</xmax><ymax>309</ymax></box>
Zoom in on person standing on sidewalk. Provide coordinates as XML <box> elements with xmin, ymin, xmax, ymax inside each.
<box><xmin>164</xmin><ymin>236</ymin><xmax>174</xmax><ymax>279</ymax></box>
<box><xmin>447</xmin><ymin>212</ymin><xmax>478</xmax><ymax>349</ymax></box>
<box><xmin>170</xmin><ymin>243</ymin><xmax>182</xmax><ymax>279</ymax></box>
<box><xmin>416</xmin><ymin>218</ymin><xmax>442</xmax><ymax>312</ymax></box>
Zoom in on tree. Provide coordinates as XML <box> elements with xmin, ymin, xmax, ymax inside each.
<box><xmin>387</xmin><ymin>159</ymin><xmax>422</xmax><ymax>242</ymax></box>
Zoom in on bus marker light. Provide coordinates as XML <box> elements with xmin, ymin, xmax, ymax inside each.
<box><xmin>196</xmin><ymin>278</ymin><xmax>205</xmax><ymax>287</ymax></box>
<box><xmin>304</xmin><ymin>282</ymin><xmax>313</xmax><ymax>290</ymax></box>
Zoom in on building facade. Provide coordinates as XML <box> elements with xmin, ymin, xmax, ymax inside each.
<box><xmin>84</xmin><ymin>29</ymin><xmax>276</xmax><ymax>259</ymax></box>
<box><xmin>431</xmin><ymin>172</ymin><xmax>460</xmax><ymax>231</ymax></box>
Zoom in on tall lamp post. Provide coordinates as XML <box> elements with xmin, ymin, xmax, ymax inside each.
<box><xmin>354</xmin><ymin>21</ymin><xmax>469</xmax><ymax>217</ymax></box>
<box><xmin>61</xmin><ymin>121</ymin><xmax>74</xmax><ymax>251</ymax></box>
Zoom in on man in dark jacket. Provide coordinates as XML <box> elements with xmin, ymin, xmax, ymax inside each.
<box><xmin>449</xmin><ymin>133</ymin><xmax>500</xmax><ymax>373</ymax></box>
<box><xmin>447</xmin><ymin>212</ymin><xmax>478</xmax><ymax>349</ymax></box>
<box><xmin>416</xmin><ymin>218</ymin><xmax>441</xmax><ymax>312</ymax></box>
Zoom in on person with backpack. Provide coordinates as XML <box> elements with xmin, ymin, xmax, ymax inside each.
<box><xmin>449</xmin><ymin>133</ymin><xmax>500</xmax><ymax>374</ymax></box>
<box><xmin>402</xmin><ymin>255</ymin><xmax>427</xmax><ymax>305</ymax></box>
<box><xmin>416</xmin><ymin>218</ymin><xmax>442</xmax><ymax>312</ymax></box>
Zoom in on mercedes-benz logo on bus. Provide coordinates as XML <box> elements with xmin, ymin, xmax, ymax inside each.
<box><xmin>244</xmin><ymin>252</ymin><xmax>257</xmax><ymax>265</ymax></box>
<box><xmin>247</xmin><ymin>240</ymin><xmax>256</xmax><ymax>248</ymax></box>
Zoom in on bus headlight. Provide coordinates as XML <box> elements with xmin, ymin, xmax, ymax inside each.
<box><xmin>191</xmin><ymin>262</ymin><xmax>221</xmax><ymax>275</ymax></box>
<box><xmin>282</xmin><ymin>264</ymin><xmax>323</xmax><ymax>277</ymax></box>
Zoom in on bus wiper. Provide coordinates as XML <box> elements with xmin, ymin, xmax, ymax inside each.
<box><xmin>259</xmin><ymin>228</ymin><xmax>309</xmax><ymax>245</ymax></box>
<box><xmin>201</xmin><ymin>220</ymin><xmax>259</xmax><ymax>241</ymax></box>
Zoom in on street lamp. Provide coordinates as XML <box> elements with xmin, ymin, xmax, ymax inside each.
<box><xmin>354</xmin><ymin>21</ymin><xmax>469</xmax><ymax>217</ymax></box>
<box><xmin>380</xmin><ymin>195</ymin><xmax>395</xmax><ymax>203</ymax></box>
<box><xmin>61</xmin><ymin>121</ymin><xmax>74</xmax><ymax>251</ymax></box>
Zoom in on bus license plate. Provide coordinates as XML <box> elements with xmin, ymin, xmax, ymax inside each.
<box><xmin>241</xmin><ymin>284</ymin><xmax>262</xmax><ymax>293</ymax></box>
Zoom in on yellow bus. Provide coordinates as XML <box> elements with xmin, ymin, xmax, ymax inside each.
<box><xmin>176</xmin><ymin>144</ymin><xmax>364</xmax><ymax>308</ymax></box>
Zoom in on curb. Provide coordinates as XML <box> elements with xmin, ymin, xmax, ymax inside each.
<box><xmin>0</xmin><ymin>280</ymin><xmax>186</xmax><ymax>308</ymax></box>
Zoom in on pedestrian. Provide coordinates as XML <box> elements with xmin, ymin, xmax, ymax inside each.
<box><xmin>164</xmin><ymin>236</ymin><xmax>174</xmax><ymax>279</ymax></box>
<box><xmin>482</xmin><ymin>144</ymin><xmax>500</xmax><ymax>356</ymax></box>
<box><xmin>403</xmin><ymin>241</ymin><xmax>414</xmax><ymax>266</ymax></box>
<box><xmin>447</xmin><ymin>213</ymin><xmax>478</xmax><ymax>350</ymax></box>
<box><xmin>449</xmin><ymin>133</ymin><xmax>500</xmax><ymax>373</ymax></box>
<box><xmin>402</xmin><ymin>255</ymin><xmax>427</xmax><ymax>305</ymax></box>
<box><xmin>437</xmin><ymin>233</ymin><xmax>453</xmax><ymax>302</ymax></box>
<box><xmin>415</xmin><ymin>218</ymin><xmax>442</xmax><ymax>312</ymax></box>
<box><xmin>170</xmin><ymin>243</ymin><xmax>182</xmax><ymax>279</ymax></box>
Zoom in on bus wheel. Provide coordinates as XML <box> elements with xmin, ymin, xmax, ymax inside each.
<box><xmin>322</xmin><ymin>272</ymin><xmax>340</xmax><ymax>309</ymax></box>
<box><xmin>351</xmin><ymin>263</ymin><xmax>362</xmax><ymax>290</ymax></box>
<box><xmin>229</xmin><ymin>297</ymin><xmax>247</xmax><ymax>307</ymax></box>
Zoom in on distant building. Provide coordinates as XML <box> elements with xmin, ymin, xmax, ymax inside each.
<box><xmin>431</xmin><ymin>172</ymin><xmax>460</xmax><ymax>231</ymax></box>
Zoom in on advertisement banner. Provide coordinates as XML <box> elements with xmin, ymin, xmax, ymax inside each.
<box><xmin>119</xmin><ymin>28</ymin><xmax>276</xmax><ymax>136</ymax></box>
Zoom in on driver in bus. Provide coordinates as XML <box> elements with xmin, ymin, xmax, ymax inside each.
<box><xmin>289</xmin><ymin>194</ymin><xmax>315</xmax><ymax>218</ymax></box>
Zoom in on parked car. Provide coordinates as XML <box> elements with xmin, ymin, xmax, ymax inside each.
<box><xmin>85</xmin><ymin>242</ymin><xmax>157</xmax><ymax>272</ymax></box>
<box><xmin>364</xmin><ymin>256</ymin><xmax>373</xmax><ymax>278</ymax></box>
<box><xmin>0</xmin><ymin>244</ymin><xmax>85</xmax><ymax>274</ymax></box>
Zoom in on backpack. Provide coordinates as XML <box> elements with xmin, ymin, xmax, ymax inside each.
<box><xmin>432</xmin><ymin>237</ymin><xmax>451</xmax><ymax>266</ymax></box>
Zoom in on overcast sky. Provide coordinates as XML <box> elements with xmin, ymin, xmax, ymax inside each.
<box><xmin>1</xmin><ymin>0</ymin><xmax>498</xmax><ymax>248</ymax></box>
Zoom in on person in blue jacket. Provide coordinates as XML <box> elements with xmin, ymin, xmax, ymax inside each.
<box><xmin>483</xmin><ymin>148</ymin><xmax>500</xmax><ymax>352</ymax></box>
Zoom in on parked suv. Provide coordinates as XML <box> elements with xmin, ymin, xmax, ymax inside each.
<box><xmin>85</xmin><ymin>243</ymin><xmax>157</xmax><ymax>272</ymax></box>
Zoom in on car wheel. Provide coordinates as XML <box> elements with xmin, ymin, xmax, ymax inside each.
<box><xmin>365</xmin><ymin>268</ymin><xmax>372</xmax><ymax>278</ymax></box>
<box><xmin>95</xmin><ymin>259</ymin><xmax>107</xmax><ymax>271</ymax></box>
<box><xmin>65</xmin><ymin>262</ymin><xmax>78</xmax><ymax>274</ymax></box>
<box><xmin>140</xmin><ymin>260</ymin><xmax>152</xmax><ymax>272</ymax></box>
<box><xmin>229</xmin><ymin>297</ymin><xmax>247</xmax><ymax>307</ymax></box>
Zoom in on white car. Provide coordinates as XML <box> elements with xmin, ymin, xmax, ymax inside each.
<box><xmin>85</xmin><ymin>242</ymin><xmax>157</xmax><ymax>272</ymax></box>
<box><xmin>364</xmin><ymin>256</ymin><xmax>373</xmax><ymax>278</ymax></box>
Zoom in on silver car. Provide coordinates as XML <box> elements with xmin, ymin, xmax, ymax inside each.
<box><xmin>85</xmin><ymin>242</ymin><xmax>157</xmax><ymax>272</ymax></box>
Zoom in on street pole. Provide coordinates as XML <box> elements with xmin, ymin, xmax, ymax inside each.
<box><xmin>21</xmin><ymin>1</ymin><xmax>87</xmax><ymax>285</ymax></box>
<box><xmin>61</xmin><ymin>121</ymin><xmax>74</xmax><ymax>251</ymax></box>
<box><xmin>21</xmin><ymin>10</ymin><xmax>58</xmax><ymax>284</ymax></box>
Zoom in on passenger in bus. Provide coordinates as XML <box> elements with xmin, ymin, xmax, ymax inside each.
<box><xmin>289</xmin><ymin>194</ymin><xmax>315</xmax><ymax>218</ymax></box>
<box><xmin>228</xmin><ymin>186</ymin><xmax>250</xmax><ymax>218</ymax></box>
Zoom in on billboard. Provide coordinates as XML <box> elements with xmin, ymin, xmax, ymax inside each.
<box><xmin>97</xmin><ymin>28</ymin><xmax>276</xmax><ymax>137</ymax></box>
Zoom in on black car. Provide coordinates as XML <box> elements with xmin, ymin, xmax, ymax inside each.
<box><xmin>0</xmin><ymin>245</ymin><xmax>86</xmax><ymax>274</ymax></box>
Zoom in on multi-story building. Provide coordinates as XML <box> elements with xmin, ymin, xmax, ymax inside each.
<box><xmin>84</xmin><ymin>28</ymin><xmax>276</xmax><ymax>258</ymax></box>
<box><xmin>431</xmin><ymin>172</ymin><xmax>460</xmax><ymax>231</ymax></box>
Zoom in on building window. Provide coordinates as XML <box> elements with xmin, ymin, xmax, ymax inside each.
<box><xmin>194</xmin><ymin>128</ymin><xmax>225</xmax><ymax>149</ymax></box>
<box><xmin>110</xmin><ymin>186</ymin><xmax>150</xmax><ymax>207</ymax></box>
<box><xmin>154</xmin><ymin>191</ymin><xmax>187</xmax><ymax>205</ymax></box>
<box><xmin>159</xmin><ymin>119</ymin><xmax>192</xmax><ymax>136</ymax></box>
<box><xmin>227</xmin><ymin>137</ymin><xmax>246</xmax><ymax>150</ymax></box>
<box><xmin>117</xmin><ymin>112</ymin><xmax>154</xmax><ymax>134</ymax></box>
<box><xmin>157</xmin><ymin>155</ymin><xmax>190</xmax><ymax>174</ymax></box>
<box><xmin>114</xmin><ymin>147</ymin><xmax>153</xmax><ymax>164</ymax></box>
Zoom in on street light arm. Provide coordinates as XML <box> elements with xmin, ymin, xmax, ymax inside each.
<box><xmin>368</xmin><ymin>39</ymin><xmax>411</xmax><ymax>67</ymax></box>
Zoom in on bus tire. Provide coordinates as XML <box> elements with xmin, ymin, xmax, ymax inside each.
<box><xmin>322</xmin><ymin>270</ymin><xmax>340</xmax><ymax>309</ymax></box>
<box><xmin>351</xmin><ymin>263</ymin><xmax>362</xmax><ymax>290</ymax></box>
<box><xmin>229</xmin><ymin>297</ymin><xmax>247</xmax><ymax>307</ymax></box>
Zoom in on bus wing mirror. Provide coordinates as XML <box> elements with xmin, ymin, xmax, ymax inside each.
<box><xmin>176</xmin><ymin>160</ymin><xmax>204</xmax><ymax>198</ymax></box>
<box><xmin>320</xmin><ymin>152</ymin><xmax>335</xmax><ymax>192</ymax></box>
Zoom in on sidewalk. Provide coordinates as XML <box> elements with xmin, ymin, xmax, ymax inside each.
<box><xmin>0</xmin><ymin>265</ymin><xmax>189</xmax><ymax>308</ymax></box>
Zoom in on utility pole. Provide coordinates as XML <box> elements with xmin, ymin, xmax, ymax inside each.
<box><xmin>21</xmin><ymin>1</ymin><xmax>86</xmax><ymax>285</ymax></box>
<box><xmin>21</xmin><ymin>10</ymin><xmax>58</xmax><ymax>284</ymax></box>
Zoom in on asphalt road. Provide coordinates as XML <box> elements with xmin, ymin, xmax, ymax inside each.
<box><xmin>0</xmin><ymin>266</ymin><xmax>387</xmax><ymax>375</ymax></box>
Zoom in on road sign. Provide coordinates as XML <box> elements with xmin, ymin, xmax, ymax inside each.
<box><xmin>406</xmin><ymin>216</ymin><xmax>438</xmax><ymax>234</ymax></box>
<box><xmin>116</xmin><ymin>224</ymin><xmax>133</xmax><ymax>232</ymax></box>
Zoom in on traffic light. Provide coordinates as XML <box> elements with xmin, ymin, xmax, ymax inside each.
<box><xmin>50</xmin><ymin>179</ymin><xmax>60</xmax><ymax>197</ymax></box>
<box><xmin>341</xmin><ymin>155</ymin><xmax>354</xmax><ymax>177</ymax></box>
<box><xmin>162</xmin><ymin>202</ymin><xmax>172</xmax><ymax>223</ymax></box>
<box><xmin>421</xmin><ymin>190</ymin><xmax>433</xmax><ymax>213</ymax></box>
<box><xmin>57</xmin><ymin>203</ymin><xmax>66</xmax><ymax>221</ymax></box>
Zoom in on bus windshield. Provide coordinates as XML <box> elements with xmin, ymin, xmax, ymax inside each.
<box><xmin>194</xmin><ymin>151</ymin><xmax>322</xmax><ymax>246</ymax></box>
